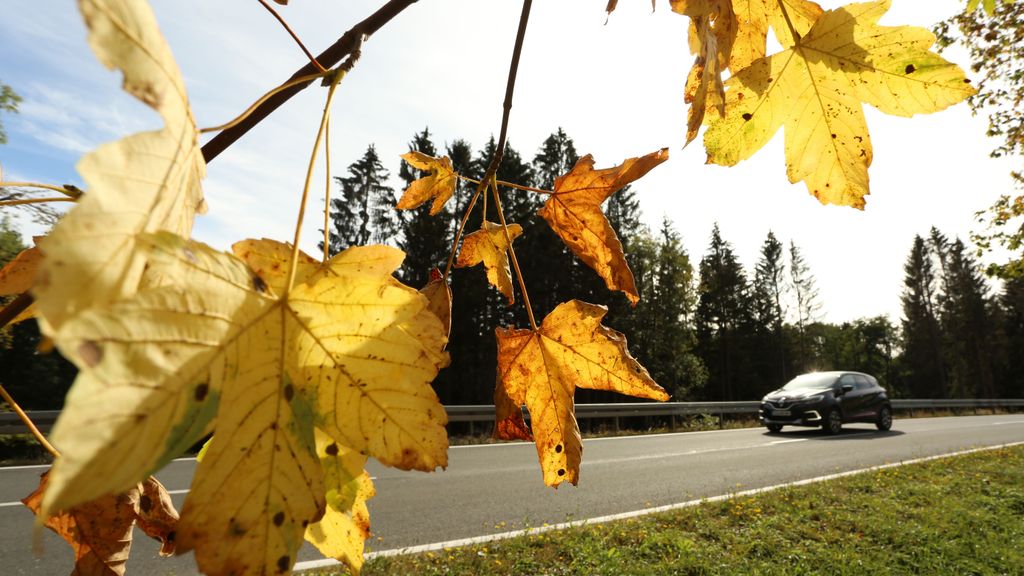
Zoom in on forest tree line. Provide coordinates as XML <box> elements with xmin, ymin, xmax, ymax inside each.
<box><xmin>2</xmin><ymin>128</ymin><xmax>1022</xmax><ymax>408</ymax></box>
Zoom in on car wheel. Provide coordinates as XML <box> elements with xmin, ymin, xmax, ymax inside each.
<box><xmin>823</xmin><ymin>409</ymin><xmax>842</xmax><ymax>435</ymax></box>
<box><xmin>876</xmin><ymin>405</ymin><xmax>892</xmax><ymax>431</ymax></box>
<box><xmin>766</xmin><ymin>424</ymin><xmax>783</xmax><ymax>433</ymax></box>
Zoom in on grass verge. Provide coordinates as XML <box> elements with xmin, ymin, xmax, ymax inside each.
<box><xmin>317</xmin><ymin>444</ymin><xmax>1024</xmax><ymax>576</ymax></box>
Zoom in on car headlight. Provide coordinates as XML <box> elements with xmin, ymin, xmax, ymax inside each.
<box><xmin>798</xmin><ymin>394</ymin><xmax>825</xmax><ymax>403</ymax></box>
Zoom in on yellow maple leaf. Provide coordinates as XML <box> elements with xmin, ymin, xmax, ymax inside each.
<box><xmin>42</xmin><ymin>233</ymin><xmax>448</xmax><ymax>575</ymax></box>
<box><xmin>232</xmin><ymin>238</ymin><xmax>320</xmax><ymax>297</ymax></box>
<box><xmin>397</xmin><ymin>151</ymin><xmax>457</xmax><ymax>215</ymax></box>
<box><xmin>23</xmin><ymin>472</ymin><xmax>178</xmax><ymax>576</ymax></box>
<box><xmin>33</xmin><ymin>0</ymin><xmax>206</xmax><ymax>333</ymax></box>
<box><xmin>304</xmin><ymin>429</ymin><xmax>375</xmax><ymax>575</ymax></box>
<box><xmin>495</xmin><ymin>300</ymin><xmax>668</xmax><ymax>487</ymax></box>
<box><xmin>703</xmin><ymin>0</ymin><xmax>975</xmax><ymax>208</ymax></box>
<box><xmin>539</xmin><ymin>149</ymin><xmax>669</xmax><ymax>306</ymax></box>
<box><xmin>456</xmin><ymin>221</ymin><xmax>523</xmax><ymax>305</ymax></box>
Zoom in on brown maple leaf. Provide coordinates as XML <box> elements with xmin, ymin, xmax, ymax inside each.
<box><xmin>538</xmin><ymin>149</ymin><xmax>669</xmax><ymax>306</ymax></box>
<box><xmin>23</xmin><ymin>471</ymin><xmax>178</xmax><ymax>576</ymax></box>
<box><xmin>495</xmin><ymin>300</ymin><xmax>668</xmax><ymax>487</ymax></box>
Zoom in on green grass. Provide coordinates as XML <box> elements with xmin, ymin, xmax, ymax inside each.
<box><xmin>317</xmin><ymin>444</ymin><xmax>1024</xmax><ymax>576</ymax></box>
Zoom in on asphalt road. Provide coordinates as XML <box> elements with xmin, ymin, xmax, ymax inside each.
<box><xmin>3</xmin><ymin>414</ymin><xmax>1023</xmax><ymax>575</ymax></box>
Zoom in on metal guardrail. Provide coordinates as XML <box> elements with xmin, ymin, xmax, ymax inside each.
<box><xmin>3</xmin><ymin>400</ymin><xmax>1023</xmax><ymax>435</ymax></box>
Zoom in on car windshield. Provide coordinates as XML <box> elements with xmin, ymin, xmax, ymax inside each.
<box><xmin>780</xmin><ymin>373</ymin><xmax>839</xmax><ymax>391</ymax></box>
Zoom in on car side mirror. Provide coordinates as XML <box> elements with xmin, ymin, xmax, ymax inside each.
<box><xmin>840</xmin><ymin>384</ymin><xmax>854</xmax><ymax>394</ymax></box>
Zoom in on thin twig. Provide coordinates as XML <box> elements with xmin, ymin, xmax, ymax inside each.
<box><xmin>201</xmin><ymin>0</ymin><xmax>419</xmax><ymax>163</ymax></box>
<box><xmin>0</xmin><ymin>197</ymin><xmax>75</xmax><ymax>207</ymax></box>
<box><xmin>199</xmin><ymin>72</ymin><xmax>327</xmax><ymax>134</ymax></box>
<box><xmin>0</xmin><ymin>182</ymin><xmax>82</xmax><ymax>198</ymax></box>
<box><xmin>256</xmin><ymin>0</ymin><xmax>327</xmax><ymax>73</ymax></box>
<box><xmin>0</xmin><ymin>383</ymin><xmax>60</xmax><ymax>458</ymax></box>
<box><xmin>285</xmin><ymin>69</ymin><xmax>345</xmax><ymax>295</ymax></box>
<box><xmin>443</xmin><ymin>183</ymin><xmax>484</xmax><ymax>278</ymax></box>
<box><xmin>491</xmin><ymin>175</ymin><xmax>537</xmax><ymax>330</ymax></box>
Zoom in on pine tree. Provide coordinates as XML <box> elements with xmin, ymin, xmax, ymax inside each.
<box><xmin>751</xmin><ymin>231</ymin><xmax>788</xmax><ymax>384</ymax></box>
<box><xmin>941</xmin><ymin>238</ymin><xmax>998</xmax><ymax>398</ymax></box>
<box><xmin>789</xmin><ymin>240</ymin><xmax>822</xmax><ymax>372</ymax></box>
<box><xmin>322</xmin><ymin>144</ymin><xmax>397</xmax><ymax>257</ymax></box>
<box><xmin>900</xmin><ymin>235</ymin><xmax>947</xmax><ymax>397</ymax></box>
<box><xmin>696</xmin><ymin>224</ymin><xmax>754</xmax><ymax>400</ymax></box>
<box><xmin>998</xmin><ymin>275</ymin><xmax>1024</xmax><ymax>397</ymax></box>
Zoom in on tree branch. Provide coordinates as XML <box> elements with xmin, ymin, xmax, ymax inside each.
<box><xmin>201</xmin><ymin>0</ymin><xmax>419</xmax><ymax>164</ymax></box>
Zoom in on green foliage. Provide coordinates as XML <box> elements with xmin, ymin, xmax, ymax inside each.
<box><xmin>0</xmin><ymin>81</ymin><xmax>21</xmax><ymax>145</ymax></box>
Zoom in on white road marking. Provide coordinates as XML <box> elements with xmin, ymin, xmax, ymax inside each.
<box><xmin>0</xmin><ymin>501</ymin><xmax>24</xmax><ymax>508</ymax></box>
<box><xmin>768</xmin><ymin>439</ymin><xmax>808</xmax><ymax>445</ymax></box>
<box><xmin>992</xmin><ymin>421</ymin><xmax>1024</xmax><ymax>426</ymax></box>
<box><xmin>293</xmin><ymin>441</ymin><xmax>1024</xmax><ymax>573</ymax></box>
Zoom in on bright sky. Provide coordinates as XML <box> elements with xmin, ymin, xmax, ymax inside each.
<box><xmin>0</xmin><ymin>0</ymin><xmax>1017</xmax><ymax>324</ymax></box>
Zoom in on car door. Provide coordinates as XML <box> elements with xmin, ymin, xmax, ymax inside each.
<box><xmin>855</xmin><ymin>374</ymin><xmax>884</xmax><ymax>418</ymax></box>
<box><xmin>837</xmin><ymin>374</ymin><xmax>863</xmax><ymax>418</ymax></box>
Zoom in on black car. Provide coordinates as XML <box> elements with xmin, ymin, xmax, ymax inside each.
<box><xmin>759</xmin><ymin>371</ymin><xmax>892</xmax><ymax>434</ymax></box>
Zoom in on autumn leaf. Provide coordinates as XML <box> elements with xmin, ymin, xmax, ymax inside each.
<box><xmin>539</xmin><ymin>149</ymin><xmax>669</xmax><ymax>305</ymax></box>
<box><xmin>420</xmin><ymin>268</ymin><xmax>452</xmax><ymax>339</ymax></box>
<box><xmin>304</xmin><ymin>429</ymin><xmax>375</xmax><ymax>575</ymax></box>
<box><xmin>34</xmin><ymin>0</ymin><xmax>206</xmax><ymax>334</ymax></box>
<box><xmin>397</xmin><ymin>151</ymin><xmax>457</xmax><ymax>215</ymax></box>
<box><xmin>0</xmin><ymin>246</ymin><xmax>41</xmax><ymax>296</ymax></box>
<box><xmin>495</xmin><ymin>300</ymin><xmax>668</xmax><ymax>487</ymax></box>
<box><xmin>41</xmin><ymin>233</ymin><xmax>448</xmax><ymax>575</ymax></box>
<box><xmin>23</xmin><ymin>471</ymin><xmax>178</xmax><ymax>576</ymax></box>
<box><xmin>493</xmin><ymin>372</ymin><xmax>532</xmax><ymax>442</ymax></box>
<box><xmin>703</xmin><ymin>0</ymin><xmax>975</xmax><ymax>208</ymax></box>
<box><xmin>232</xmin><ymin>237</ymin><xmax>320</xmax><ymax>297</ymax></box>
<box><xmin>456</xmin><ymin>221</ymin><xmax>523</xmax><ymax>305</ymax></box>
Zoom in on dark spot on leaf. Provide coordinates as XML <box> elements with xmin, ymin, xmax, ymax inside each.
<box><xmin>139</xmin><ymin>495</ymin><xmax>152</xmax><ymax>513</ymax></box>
<box><xmin>195</xmin><ymin>383</ymin><xmax>209</xmax><ymax>402</ymax></box>
<box><xmin>326</xmin><ymin>443</ymin><xmax>339</xmax><ymax>456</ymax></box>
<box><xmin>79</xmin><ymin>341</ymin><xmax>102</xmax><ymax>368</ymax></box>
<box><xmin>555</xmin><ymin>444</ymin><xmax>563</xmax><ymax>454</ymax></box>
<box><xmin>742</xmin><ymin>112</ymin><xmax>752</xmax><ymax>121</ymax></box>
<box><xmin>252</xmin><ymin>275</ymin><xmax>268</xmax><ymax>294</ymax></box>
<box><xmin>302</xmin><ymin>520</ymin><xmax>309</xmax><ymax>528</ymax></box>
<box><xmin>905</xmin><ymin>64</ymin><xmax>916</xmax><ymax>74</ymax></box>
<box><xmin>273</xmin><ymin>512</ymin><xmax>285</xmax><ymax>526</ymax></box>
<box><xmin>964</xmin><ymin>78</ymin><xmax>971</xmax><ymax>83</ymax></box>
<box><xmin>831</xmin><ymin>133</ymin><xmax>836</xmax><ymax>139</ymax></box>
<box><xmin>277</xmin><ymin>555</ymin><xmax>290</xmax><ymax>573</ymax></box>
<box><xmin>284</xmin><ymin>384</ymin><xmax>294</xmax><ymax>401</ymax></box>
<box><xmin>167</xmin><ymin>530</ymin><xmax>176</xmax><ymax>543</ymax></box>
<box><xmin>557</xmin><ymin>468</ymin><xmax>565</xmax><ymax>476</ymax></box>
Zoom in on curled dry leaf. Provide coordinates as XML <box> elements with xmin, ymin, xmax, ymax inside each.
<box><xmin>456</xmin><ymin>221</ymin><xmax>523</xmax><ymax>305</ymax></box>
<box><xmin>703</xmin><ymin>0</ymin><xmax>975</xmax><ymax>208</ymax></box>
<box><xmin>420</xmin><ymin>268</ymin><xmax>452</xmax><ymax>339</ymax></box>
<box><xmin>0</xmin><ymin>246</ymin><xmax>41</xmax><ymax>296</ymax></box>
<box><xmin>396</xmin><ymin>151</ymin><xmax>457</xmax><ymax>215</ymax></box>
<box><xmin>539</xmin><ymin>149</ymin><xmax>669</xmax><ymax>306</ymax></box>
<box><xmin>495</xmin><ymin>300</ymin><xmax>668</xmax><ymax>487</ymax></box>
<box><xmin>42</xmin><ymin>233</ymin><xmax>449</xmax><ymax>576</ymax></box>
<box><xmin>23</xmin><ymin>471</ymin><xmax>178</xmax><ymax>576</ymax></box>
<box><xmin>34</xmin><ymin>0</ymin><xmax>206</xmax><ymax>334</ymax></box>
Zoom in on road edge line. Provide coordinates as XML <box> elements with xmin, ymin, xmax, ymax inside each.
<box><xmin>294</xmin><ymin>441</ymin><xmax>1024</xmax><ymax>572</ymax></box>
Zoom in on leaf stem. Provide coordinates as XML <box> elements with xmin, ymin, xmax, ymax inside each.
<box><xmin>458</xmin><ymin>174</ymin><xmax>551</xmax><ymax>195</ymax></box>
<box><xmin>322</xmin><ymin>115</ymin><xmax>332</xmax><ymax>265</ymax></box>
<box><xmin>0</xmin><ymin>383</ymin><xmax>59</xmax><ymax>459</ymax></box>
<box><xmin>0</xmin><ymin>197</ymin><xmax>75</xmax><ymax>207</ymax></box>
<box><xmin>199</xmin><ymin>72</ymin><xmax>327</xmax><ymax>134</ymax></box>
<box><xmin>776</xmin><ymin>0</ymin><xmax>802</xmax><ymax>44</ymax></box>
<box><xmin>0</xmin><ymin>182</ymin><xmax>82</xmax><ymax>199</ymax></box>
<box><xmin>491</xmin><ymin>175</ymin><xmax>537</xmax><ymax>330</ymax></box>
<box><xmin>201</xmin><ymin>0</ymin><xmax>418</xmax><ymax>163</ymax></box>
<box><xmin>285</xmin><ymin>69</ymin><xmax>346</xmax><ymax>295</ymax></box>
<box><xmin>256</xmin><ymin>0</ymin><xmax>327</xmax><ymax>73</ymax></box>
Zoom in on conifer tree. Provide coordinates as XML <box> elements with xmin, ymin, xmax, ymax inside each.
<box><xmin>322</xmin><ymin>144</ymin><xmax>397</xmax><ymax>257</ymax></box>
<box><xmin>900</xmin><ymin>235</ymin><xmax>947</xmax><ymax>397</ymax></box>
<box><xmin>789</xmin><ymin>240</ymin><xmax>822</xmax><ymax>372</ymax></box>
<box><xmin>752</xmin><ymin>231</ymin><xmax>788</xmax><ymax>384</ymax></box>
<box><xmin>398</xmin><ymin>128</ymin><xmax>451</xmax><ymax>287</ymax></box>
